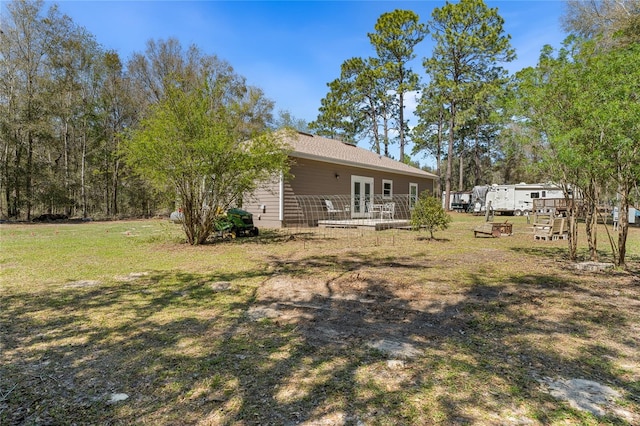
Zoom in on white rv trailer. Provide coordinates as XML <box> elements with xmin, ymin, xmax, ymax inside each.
<box><xmin>484</xmin><ymin>183</ymin><xmax>565</xmax><ymax>216</ymax></box>
<box><xmin>613</xmin><ymin>206</ymin><xmax>640</xmax><ymax>225</ymax></box>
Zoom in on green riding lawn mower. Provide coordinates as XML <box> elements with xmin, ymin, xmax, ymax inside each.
<box><xmin>213</xmin><ymin>208</ymin><xmax>259</xmax><ymax>238</ymax></box>
<box><xmin>170</xmin><ymin>207</ymin><xmax>259</xmax><ymax>239</ymax></box>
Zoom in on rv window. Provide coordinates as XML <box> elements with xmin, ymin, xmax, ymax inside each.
<box><xmin>542</xmin><ymin>191</ymin><xmax>546</xmax><ymax>198</ymax></box>
<box><xmin>530</xmin><ymin>192</ymin><xmax>540</xmax><ymax>199</ymax></box>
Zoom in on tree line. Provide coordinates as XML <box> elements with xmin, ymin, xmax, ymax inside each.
<box><xmin>0</xmin><ymin>0</ymin><xmax>290</xmax><ymax>222</ymax></box>
<box><xmin>1</xmin><ymin>0</ymin><xmax>639</xmax><ymax>262</ymax></box>
<box><xmin>310</xmin><ymin>0</ymin><xmax>517</xmax><ymax>200</ymax></box>
<box><xmin>310</xmin><ymin>0</ymin><xmax>639</xmax><ymax>266</ymax></box>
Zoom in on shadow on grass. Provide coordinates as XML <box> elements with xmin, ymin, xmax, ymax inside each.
<box><xmin>206</xmin><ymin>228</ymin><xmax>350</xmax><ymax>246</ymax></box>
<box><xmin>513</xmin><ymin>243</ymin><xmax>640</xmax><ymax>271</ymax></box>
<box><xmin>1</xmin><ymin>251</ymin><xmax>638</xmax><ymax>425</ymax></box>
<box><xmin>206</xmin><ymin>229</ymin><xmax>315</xmax><ymax>245</ymax></box>
<box><xmin>415</xmin><ymin>236</ymin><xmax>451</xmax><ymax>242</ymax></box>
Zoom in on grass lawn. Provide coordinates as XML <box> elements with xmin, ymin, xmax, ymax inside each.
<box><xmin>1</xmin><ymin>215</ymin><xmax>639</xmax><ymax>425</ymax></box>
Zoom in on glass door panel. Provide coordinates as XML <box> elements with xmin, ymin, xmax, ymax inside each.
<box><xmin>351</xmin><ymin>176</ymin><xmax>374</xmax><ymax>218</ymax></box>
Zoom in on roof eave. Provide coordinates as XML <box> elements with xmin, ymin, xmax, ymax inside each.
<box><xmin>290</xmin><ymin>151</ymin><xmax>438</xmax><ymax>180</ymax></box>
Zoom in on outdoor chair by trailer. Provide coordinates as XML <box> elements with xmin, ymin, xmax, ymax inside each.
<box><xmin>533</xmin><ymin>217</ymin><xmax>568</xmax><ymax>241</ymax></box>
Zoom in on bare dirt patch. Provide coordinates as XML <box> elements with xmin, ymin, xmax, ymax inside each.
<box><xmin>63</xmin><ymin>279</ymin><xmax>101</xmax><ymax>288</ymax></box>
<box><xmin>538</xmin><ymin>376</ymin><xmax>635</xmax><ymax>421</ymax></box>
<box><xmin>253</xmin><ymin>273</ymin><xmax>457</xmax><ymax>348</ymax></box>
<box><xmin>250</xmin><ymin>250</ymin><xmax>640</xmax><ymax>424</ymax></box>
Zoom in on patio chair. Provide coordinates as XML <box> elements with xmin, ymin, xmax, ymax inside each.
<box><xmin>534</xmin><ymin>217</ymin><xmax>567</xmax><ymax>241</ymax></box>
<box><xmin>381</xmin><ymin>202</ymin><xmax>395</xmax><ymax>219</ymax></box>
<box><xmin>366</xmin><ymin>201</ymin><xmax>382</xmax><ymax>219</ymax></box>
<box><xmin>324</xmin><ymin>199</ymin><xmax>342</xmax><ymax>219</ymax></box>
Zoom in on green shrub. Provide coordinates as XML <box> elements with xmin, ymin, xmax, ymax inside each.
<box><xmin>410</xmin><ymin>192</ymin><xmax>452</xmax><ymax>239</ymax></box>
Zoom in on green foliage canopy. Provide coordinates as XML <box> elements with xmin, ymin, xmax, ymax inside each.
<box><xmin>420</xmin><ymin>0</ymin><xmax>515</xmax><ymax>208</ymax></box>
<box><xmin>368</xmin><ymin>9</ymin><xmax>428</xmax><ymax>160</ymax></box>
<box><xmin>510</xmin><ymin>36</ymin><xmax>640</xmax><ymax>266</ymax></box>
<box><xmin>312</xmin><ymin>9</ymin><xmax>426</xmax><ymax>160</ymax></box>
<box><xmin>124</xmin><ymin>80</ymin><xmax>290</xmax><ymax>245</ymax></box>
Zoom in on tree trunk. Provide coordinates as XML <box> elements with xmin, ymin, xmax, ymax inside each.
<box><xmin>383</xmin><ymin>115</ymin><xmax>390</xmax><ymax>158</ymax></box>
<box><xmin>444</xmin><ymin>103</ymin><xmax>455</xmax><ymax>211</ymax></box>
<box><xmin>2</xmin><ymin>138</ymin><xmax>11</xmax><ymax>218</ymax></box>
<box><xmin>435</xmin><ymin>110</ymin><xmax>443</xmax><ymax>197</ymax></box>
<box><xmin>567</xmin><ymin>212</ymin><xmax>578</xmax><ymax>261</ymax></box>
<box><xmin>11</xmin><ymin>140</ymin><xmax>21</xmax><ymax>219</ymax></box>
<box><xmin>81</xmin><ymin>131</ymin><xmax>87</xmax><ymax>218</ymax></box>
<box><xmin>584</xmin><ymin>179</ymin><xmax>599</xmax><ymax>261</ymax></box>
<box><xmin>399</xmin><ymin>92</ymin><xmax>405</xmax><ymax>161</ymax></box>
<box><xmin>458</xmin><ymin>155</ymin><xmax>464</xmax><ymax>191</ymax></box>
<box><xmin>113</xmin><ymin>156</ymin><xmax>120</xmax><ymax>216</ymax></box>
<box><xmin>64</xmin><ymin>119</ymin><xmax>71</xmax><ymax>216</ymax></box>
<box><xmin>369</xmin><ymin>97</ymin><xmax>381</xmax><ymax>155</ymax></box>
<box><xmin>564</xmin><ymin>185</ymin><xmax>578</xmax><ymax>261</ymax></box>
<box><xmin>474</xmin><ymin>124</ymin><xmax>482</xmax><ymax>185</ymax></box>
<box><xmin>458</xmin><ymin>135</ymin><xmax>466</xmax><ymax>191</ymax></box>
<box><xmin>105</xmin><ymin>151</ymin><xmax>111</xmax><ymax>216</ymax></box>
<box><xmin>616</xmin><ymin>177</ymin><xmax>630</xmax><ymax>268</ymax></box>
<box><xmin>26</xmin><ymin>130</ymin><xmax>33</xmax><ymax>221</ymax></box>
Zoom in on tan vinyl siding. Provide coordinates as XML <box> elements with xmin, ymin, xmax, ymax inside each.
<box><xmin>281</xmin><ymin>158</ymin><xmax>434</xmax><ymax>226</ymax></box>
<box><xmin>288</xmin><ymin>158</ymin><xmax>433</xmax><ymax>198</ymax></box>
<box><xmin>282</xmin><ymin>180</ymin><xmax>307</xmax><ymax>226</ymax></box>
<box><xmin>243</xmin><ymin>181</ymin><xmax>282</xmax><ymax>228</ymax></box>
<box><xmin>288</xmin><ymin>158</ymin><xmax>352</xmax><ymax>196</ymax></box>
<box><xmin>283</xmin><ymin>159</ymin><xmax>350</xmax><ymax>227</ymax></box>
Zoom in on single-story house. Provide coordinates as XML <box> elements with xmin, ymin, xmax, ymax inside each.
<box><xmin>242</xmin><ymin>131</ymin><xmax>438</xmax><ymax>228</ymax></box>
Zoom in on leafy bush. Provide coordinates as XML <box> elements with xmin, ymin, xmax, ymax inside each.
<box><xmin>411</xmin><ymin>192</ymin><xmax>452</xmax><ymax>239</ymax></box>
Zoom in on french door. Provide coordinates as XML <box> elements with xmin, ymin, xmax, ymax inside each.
<box><xmin>351</xmin><ymin>176</ymin><xmax>373</xmax><ymax>218</ymax></box>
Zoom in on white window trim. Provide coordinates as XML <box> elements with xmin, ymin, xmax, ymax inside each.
<box><xmin>351</xmin><ymin>175</ymin><xmax>374</xmax><ymax>218</ymax></box>
<box><xmin>409</xmin><ymin>183</ymin><xmax>418</xmax><ymax>208</ymax></box>
<box><xmin>382</xmin><ymin>179</ymin><xmax>393</xmax><ymax>199</ymax></box>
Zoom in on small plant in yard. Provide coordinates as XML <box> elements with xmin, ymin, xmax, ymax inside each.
<box><xmin>410</xmin><ymin>192</ymin><xmax>452</xmax><ymax>239</ymax></box>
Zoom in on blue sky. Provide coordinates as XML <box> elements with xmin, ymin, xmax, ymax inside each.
<box><xmin>48</xmin><ymin>0</ymin><xmax>568</xmax><ymax>166</ymax></box>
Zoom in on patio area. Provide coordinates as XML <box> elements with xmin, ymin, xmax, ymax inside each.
<box><xmin>291</xmin><ymin>194</ymin><xmax>414</xmax><ymax>231</ymax></box>
<box><xmin>318</xmin><ymin>218</ymin><xmax>411</xmax><ymax>231</ymax></box>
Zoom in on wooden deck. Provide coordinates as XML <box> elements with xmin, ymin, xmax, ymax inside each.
<box><xmin>318</xmin><ymin>218</ymin><xmax>411</xmax><ymax>231</ymax></box>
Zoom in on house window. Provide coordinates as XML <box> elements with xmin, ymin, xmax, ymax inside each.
<box><xmin>409</xmin><ymin>183</ymin><xmax>418</xmax><ymax>208</ymax></box>
<box><xmin>382</xmin><ymin>179</ymin><xmax>393</xmax><ymax>199</ymax></box>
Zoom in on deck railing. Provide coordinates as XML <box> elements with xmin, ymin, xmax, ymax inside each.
<box><xmin>289</xmin><ymin>194</ymin><xmax>414</xmax><ymax>228</ymax></box>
